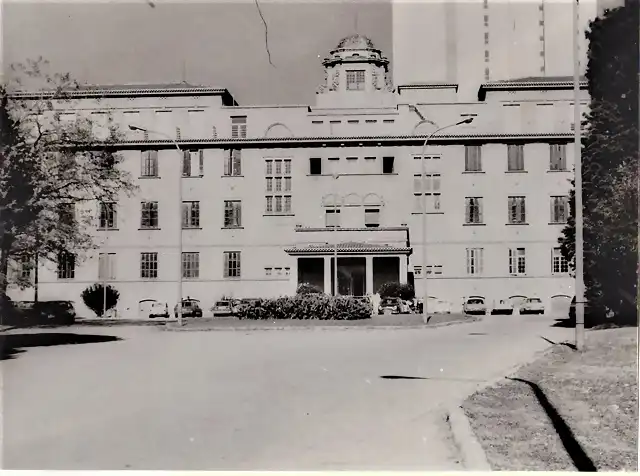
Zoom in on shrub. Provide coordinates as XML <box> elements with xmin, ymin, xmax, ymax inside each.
<box><xmin>296</xmin><ymin>282</ymin><xmax>324</xmax><ymax>295</ymax></box>
<box><xmin>236</xmin><ymin>294</ymin><xmax>372</xmax><ymax>321</ymax></box>
<box><xmin>81</xmin><ymin>283</ymin><xmax>120</xmax><ymax>317</ymax></box>
<box><xmin>378</xmin><ymin>282</ymin><xmax>415</xmax><ymax>300</ymax></box>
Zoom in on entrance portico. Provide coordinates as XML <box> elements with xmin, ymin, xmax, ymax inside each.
<box><xmin>285</xmin><ymin>242</ymin><xmax>412</xmax><ymax>296</ymax></box>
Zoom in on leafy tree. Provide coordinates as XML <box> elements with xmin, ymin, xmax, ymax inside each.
<box><xmin>378</xmin><ymin>282</ymin><xmax>415</xmax><ymax>301</ymax></box>
<box><xmin>0</xmin><ymin>59</ymin><xmax>137</xmax><ymax>302</ymax></box>
<box><xmin>81</xmin><ymin>283</ymin><xmax>120</xmax><ymax>317</ymax></box>
<box><xmin>559</xmin><ymin>0</ymin><xmax>639</xmax><ymax>325</ymax></box>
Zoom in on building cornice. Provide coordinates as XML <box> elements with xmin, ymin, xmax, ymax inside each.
<box><xmin>107</xmin><ymin>132</ymin><xmax>574</xmax><ymax>150</ymax></box>
<box><xmin>478</xmin><ymin>80</ymin><xmax>588</xmax><ymax>101</ymax></box>
<box><xmin>295</xmin><ymin>226</ymin><xmax>409</xmax><ymax>233</ymax></box>
<box><xmin>285</xmin><ymin>244</ymin><xmax>413</xmax><ymax>256</ymax></box>
<box><xmin>397</xmin><ymin>83</ymin><xmax>459</xmax><ymax>93</ymax></box>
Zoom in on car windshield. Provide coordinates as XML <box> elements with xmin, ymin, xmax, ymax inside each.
<box><xmin>468</xmin><ymin>299</ymin><xmax>484</xmax><ymax>304</ymax></box>
<box><xmin>529</xmin><ymin>298</ymin><xmax>541</xmax><ymax>303</ymax></box>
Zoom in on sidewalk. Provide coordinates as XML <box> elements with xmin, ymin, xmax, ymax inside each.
<box><xmin>461</xmin><ymin>326</ymin><xmax>638</xmax><ymax>471</ymax></box>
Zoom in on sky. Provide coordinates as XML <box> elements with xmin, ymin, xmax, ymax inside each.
<box><xmin>2</xmin><ymin>0</ymin><xmax>393</xmax><ymax>105</ymax></box>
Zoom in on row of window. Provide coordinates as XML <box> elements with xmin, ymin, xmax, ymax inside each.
<box><xmin>464</xmin><ymin>196</ymin><xmax>569</xmax><ymax>225</ymax></box>
<box><xmin>465</xmin><ymin>143</ymin><xmax>567</xmax><ymax>172</ymax></box>
<box><xmin>413</xmin><ymin>247</ymin><xmax>569</xmax><ymax>277</ymax></box>
<box><xmin>137</xmin><ymin>143</ymin><xmax>568</xmax><ymax>179</ymax></box>
<box><xmin>54</xmin><ymin>251</ymin><xmax>243</xmax><ymax>280</ymax></box>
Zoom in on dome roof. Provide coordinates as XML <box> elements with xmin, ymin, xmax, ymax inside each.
<box><xmin>335</xmin><ymin>34</ymin><xmax>377</xmax><ymax>50</ymax></box>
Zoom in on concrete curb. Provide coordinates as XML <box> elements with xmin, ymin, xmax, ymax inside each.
<box><xmin>446</xmin><ymin>404</ymin><xmax>492</xmax><ymax>471</ymax></box>
<box><xmin>161</xmin><ymin>316</ymin><xmax>480</xmax><ymax>332</ymax></box>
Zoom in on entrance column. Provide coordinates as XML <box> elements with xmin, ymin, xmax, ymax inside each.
<box><xmin>365</xmin><ymin>255</ymin><xmax>374</xmax><ymax>295</ymax></box>
<box><xmin>323</xmin><ymin>256</ymin><xmax>332</xmax><ymax>294</ymax></box>
<box><xmin>399</xmin><ymin>255</ymin><xmax>408</xmax><ymax>284</ymax></box>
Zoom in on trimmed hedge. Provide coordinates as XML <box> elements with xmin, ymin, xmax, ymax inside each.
<box><xmin>296</xmin><ymin>282</ymin><xmax>324</xmax><ymax>295</ymax></box>
<box><xmin>236</xmin><ymin>294</ymin><xmax>373</xmax><ymax>320</ymax></box>
<box><xmin>378</xmin><ymin>282</ymin><xmax>415</xmax><ymax>300</ymax></box>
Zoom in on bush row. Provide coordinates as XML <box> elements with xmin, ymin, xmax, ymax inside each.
<box><xmin>236</xmin><ymin>294</ymin><xmax>373</xmax><ymax>320</ymax></box>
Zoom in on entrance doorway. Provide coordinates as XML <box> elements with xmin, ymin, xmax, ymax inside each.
<box><xmin>331</xmin><ymin>257</ymin><xmax>366</xmax><ymax>296</ymax></box>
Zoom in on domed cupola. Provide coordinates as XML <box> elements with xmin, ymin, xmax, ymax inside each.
<box><xmin>316</xmin><ymin>34</ymin><xmax>396</xmax><ymax>108</ymax></box>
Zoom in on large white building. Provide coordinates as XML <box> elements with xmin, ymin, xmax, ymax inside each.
<box><xmin>8</xmin><ymin>34</ymin><xmax>588</xmax><ymax>317</ymax></box>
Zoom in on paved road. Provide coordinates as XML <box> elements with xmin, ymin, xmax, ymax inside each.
<box><xmin>3</xmin><ymin>314</ymin><xmax>573</xmax><ymax>470</ymax></box>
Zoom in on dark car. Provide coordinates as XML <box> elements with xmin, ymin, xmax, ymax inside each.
<box><xmin>3</xmin><ymin>300</ymin><xmax>76</xmax><ymax>326</ymax></box>
<box><xmin>174</xmin><ymin>298</ymin><xmax>203</xmax><ymax>318</ymax></box>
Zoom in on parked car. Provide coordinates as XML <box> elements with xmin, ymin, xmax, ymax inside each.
<box><xmin>491</xmin><ymin>299</ymin><xmax>514</xmax><ymax>315</ymax></box>
<box><xmin>378</xmin><ymin>297</ymin><xmax>401</xmax><ymax>314</ymax></box>
<box><xmin>148</xmin><ymin>301</ymin><xmax>170</xmax><ymax>318</ymax></box>
<box><xmin>3</xmin><ymin>300</ymin><xmax>76</xmax><ymax>326</ymax></box>
<box><xmin>431</xmin><ymin>299</ymin><xmax>452</xmax><ymax>314</ymax></box>
<box><xmin>520</xmin><ymin>297</ymin><xmax>545</xmax><ymax>315</ymax></box>
<box><xmin>211</xmin><ymin>300</ymin><xmax>234</xmax><ymax>317</ymax></box>
<box><xmin>174</xmin><ymin>298</ymin><xmax>203</xmax><ymax>318</ymax></box>
<box><xmin>463</xmin><ymin>297</ymin><xmax>487</xmax><ymax>315</ymax></box>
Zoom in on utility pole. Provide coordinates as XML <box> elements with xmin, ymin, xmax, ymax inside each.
<box><xmin>573</xmin><ymin>0</ymin><xmax>585</xmax><ymax>350</ymax></box>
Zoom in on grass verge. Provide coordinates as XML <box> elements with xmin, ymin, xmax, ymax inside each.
<box><xmin>462</xmin><ymin>327</ymin><xmax>638</xmax><ymax>471</ymax></box>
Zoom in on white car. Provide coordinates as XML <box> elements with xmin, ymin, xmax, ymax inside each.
<box><xmin>463</xmin><ymin>297</ymin><xmax>487</xmax><ymax>315</ymax></box>
<box><xmin>491</xmin><ymin>299</ymin><xmax>514</xmax><ymax>315</ymax></box>
<box><xmin>521</xmin><ymin>297</ymin><xmax>545</xmax><ymax>315</ymax></box>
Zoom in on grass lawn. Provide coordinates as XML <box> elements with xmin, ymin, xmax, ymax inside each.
<box><xmin>169</xmin><ymin>312</ymin><xmax>477</xmax><ymax>330</ymax></box>
<box><xmin>462</xmin><ymin>327</ymin><xmax>638</xmax><ymax>471</ymax></box>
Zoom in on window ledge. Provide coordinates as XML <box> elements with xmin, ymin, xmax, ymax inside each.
<box><xmin>221</xmin><ymin>175</ymin><xmax>244</xmax><ymax>178</ymax></box>
<box><xmin>97</xmin><ymin>228</ymin><xmax>119</xmax><ymax>231</ymax></box>
<box><xmin>57</xmin><ymin>278</ymin><xmax>75</xmax><ymax>281</ymax></box>
<box><xmin>141</xmin><ymin>277</ymin><xmax>159</xmax><ymax>280</ymax></box>
<box><xmin>547</xmin><ymin>169</ymin><xmax>569</xmax><ymax>173</ymax></box>
<box><xmin>182</xmin><ymin>175</ymin><xmax>204</xmax><ymax>179</ymax></box>
<box><xmin>506</xmin><ymin>222</ymin><xmax>529</xmax><ymax>226</ymax></box>
<box><xmin>263</xmin><ymin>213</ymin><xmax>295</xmax><ymax>217</ymax></box>
<box><xmin>307</xmin><ymin>173</ymin><xmax>399</xmax><ymax>177</ymax></box>
<box><xmin>509</xmin><ymin>274</ymin><xmax>528</xmax><ymax>277</ymax></box>
<box><xmin>462</xmin><ymin>171</ymin><xmax>485</xmax><ymax>174</ymax></box>
<box><xmin>222</xmin><ymin>226</ymin><xmax>244</xmax><ymax>230</ymax></box>
<box><xmin>463</xmin><ymin>223</ymin><xmax>486</xmax><ymax>226</ymax></box>
<box><xmin>505</xmin><ymin>170</ymin><xmax>528</xmax><ymax>174</ymax></box>
<box><xmin>223</xmin><ymin>277</ymin><xmax>242</xmax><ymax>280</ymax></box>
<box><xmin>411</xmin><ymin>212</ymin><xmax>445</xmax><ymax>215</ymax></box>
<box><xmin>139</xmin><ymin>176</ymin><xmax>161</xmax><ymax>179</ymax></box>
<box><xmin>182</xmin><ymin>227</ymin><xmax>203</xmax><ymax>230</ymax></box>
<box><xmin>139</xmin><ymin>227</ymin><xmax>161</xmax><ymax>231</ymax></box>
<box><xmin>182</xmin><ymin>277</ymin><xmax>200</xmax><ymax>281</ymax></box>
<box><xmin>549</xmin><ymin>222</ymin><xmax>567</xmax><ymax>225</ymax></box>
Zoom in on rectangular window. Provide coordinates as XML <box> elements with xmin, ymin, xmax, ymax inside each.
<box><xmin>231</xmin><ymin>116</ymin><xmax>247</xmax><ymax>138</ymax></box>
<box><xmin>346</xmin><ymin>70</ymin><xmax>365</xmax><ymax>91</ymax></box>
<box><xmin>98</xmin><ymin>202</ymin><xmax>118</xmax><ymax>229</ymax></box>
<box><xmin>284</xmin><ymin>176</ymin><xmax>292</xmax><ymax>191</ymax></box>
<box><xmin>465</xmin><ymin>197</ymin><xmax>483</xmax><ymax>224</ymax></box>
<box><xmin>18</xmin><ymin>256</ymin><xmax>32</xmax><ymax>281</ymax></box>
<box><xmin>284</xmin><ymin>159</ymin><xmax>291</xmax><ymax>174</ymax></box>
<box><xmin>309</xmin><ymin>157</ymin><xmax>322</xmax><ymax>175</ymax></box>
<box><xmin>284</xmin><ymin>195</ymin><xmax>292</xmax><ymax>213</ymax></box>
<box><xmin>325</xmin><ymin>209</ymin><xmax>340</xmax><ymax>228</ymax></box>
<box><xmin>275</xmin><ymin>196</ymin><xmax>283</xmax><ymax>213</ymax></box>
<box><xmin>509</xmin><ymin>248</ymin><xmax>527</xmax><ymax>275</ymax></box>
<box><xmin>466</xmin><ymin>248</ymin><xmax>484</xmax><ymax>275</ymax></box>
<box><xmin>382</xmin><ymin>156</ymin><xmax>395</xmax><ymax>174</ymax></box>
<box><xmin>140</xmin><ymin>252</ymin><xmax>158</xmax><ymax>279</ymax></box>
<box><xmin>552</xmin><ymin>247</ymin><xmax>569</xmax><ymax>274</ymax></box>
<box><xmin>183</xmin><ymin>150</ymin><xmax>203</xmax><ymax>177</ymax></box>
<box><xmin>425</xmin><ymin>265</ymin><xmax>443</xmax><ymax>275</ymax></box>
<box><xmin>224</xmin><ymin>251</ymin><xmax>241</xmax><ymax>278</ymax></box>
<box><xmin>140</xmin><ymin>201</ymin><xmax>159</xmax><ymax>229</ymax></box>
<box><xmin>508</xmin><ymin>196</ymin><xmax>527</xmax><ymax>224</ymax></box>
<box><xmin>57</xmin><ymin>251</ymin><xmax>76</xmax><ymax>279</ymax></box>
<box><xmin>549</xmin><ymin>144</ymin><xmax>567</xmax><ymax>171</ymax></box>
<box><xmin>182</xmin><ymin>252</ymin><xmax>200</xmax><ymax>279</ymax></box>
<box><xmin>275</xmin><ymin>177</ymin><xmax>282</xmax><ymax>192</ymax></box>
<box><xmin>465</xmin><ymin>146</ymin><xmax>482</xmax><ymax>172</ymax></box>
<box><xmin>224</xmin><ymin>149</ymin><xmax>242</xmax><ymax>176</ymax></box>
<box><xmin>98</xmin><ymin>252</ymin><xmax>116</xmax><ymax>280</ymax></box>
<box><xmin>266</xmin><ymin>177</ymin><xmax>273</xmax><ymax>192</ymax></box>
<box><xmin>266</xmin><ymin>158</ymin><xmax>292</xmax><ymax>215</ymax></box>
<box><xmin>265</xmin><ymin>159</ymin><xmax>273</xmax><ymax>175</ymax></box>
<box><xmin>224</xmin><ymin>200</ymin><xmax>242</xmax><ymax>227</ymax></box>
<box><xmin>265</xmin><ymin>196</ymin><xmax>273</xmax><ymax>213</ymax></box>
<box><xmin>141</xmin><ymin>150</ymin><xmax>159</xmax><ymax>177</ymax></box>
<box><xmin>182</xmin><ymin>201</ymin><xmax>200</xmax><ymax>228</ymax></box>
<box><xmin>550</xmin><ymin>196</ymin><xmax>569</xmax><ymax>224</ymax></box>
<box><xmin>413</xmin><ymin>173</ymin><xmax>442</xmax><ymax>213</ymax></box>
<box><xmin>364</xmin><ymin>208</ymin><xmax>380</xmax><ymax>228</ymax></box>
<box><xmin>507</xmin><ymin>144</ymin><xmax>525</xmax><ymax>171</ymax></box>
<box><xmin>265</xmin><ymin>267</ymin><xmax>272</xmax><ymax>276</ymax></box>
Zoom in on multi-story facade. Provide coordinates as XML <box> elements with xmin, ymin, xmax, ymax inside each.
<box><xmin>8</xmin><ymin>34</ymin><xmax>588</xmax><ymax>317</ymax></box>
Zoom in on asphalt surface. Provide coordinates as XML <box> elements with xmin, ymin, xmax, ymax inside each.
<box><xmin>2</xmin><ymin>314</ymin><xmax>573</xmax><ymax>470</ymax></box>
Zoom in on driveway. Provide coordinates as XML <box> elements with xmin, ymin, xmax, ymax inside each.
<box><xmin>2</xmin><ymin>314</ymin><xmax>573</xmax><ymax>470</ymax></box>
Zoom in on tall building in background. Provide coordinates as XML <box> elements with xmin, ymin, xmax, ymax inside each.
<box><xmin>392</xmin><ymin>0</ymin><xmax>599</xmax><ymax>100</ymax></box>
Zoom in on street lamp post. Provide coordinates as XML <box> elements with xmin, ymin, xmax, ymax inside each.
<box><xmin>129</xmin><ymin>125</ymin><xmax>184</xmax><ymax>326</ymax></box>
<box><xmin>572</xmin><ymin>0</ymin><xmax>585</xmax><ymax>350</ymax></box>
<box><xmin>412</xmin><ymin>116</ymin><xmax>474</xmax><ymax>324</ymax></box>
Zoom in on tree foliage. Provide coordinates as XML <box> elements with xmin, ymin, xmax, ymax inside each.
<box><xmin>296</xmin><ymin>282</ymin><xmax>324</xmax><ymax>295</ymax></box>
<box><xmin>559</xmin><ymin>0</ymin><xmax>639</xmax><ymax>324</ymax></box>
<box><xmin>81</xmin><ymin>283</ymin><xmax>120</xmax><ymax>317</ymax></box>
<box><xmin>377</xmin><ymin>282</ymin><xmax>415</xmax><ymax>301</ymax></box>
<box><xmin>0</xmin><ymin>58</ymin><xmax>137</xmax><ymax>300</ymax></box>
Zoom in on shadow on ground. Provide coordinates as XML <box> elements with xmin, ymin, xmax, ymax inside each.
<box><xmin>0</xmin><ymin>333</ymin><xmax>123</xmax><ymax>360</ymax></box>
<box><xmin>507</xmin><ymin>377</ymin><xmax>597</xmax><ymax>472</ymax></box>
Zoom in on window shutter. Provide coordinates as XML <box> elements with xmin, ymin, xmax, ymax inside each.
<box><xmin>182</xmin><ymin>151</ymin><xmax>190</xmax><ymax>176</ymax></box>
<box><xmin>224</xmin><ymin>150</ymin><xmax>231</xmax><ymax>176</ymax></box>
<box><xmin>199</xmin><ymin>150</ymin><xmax>204</xmax><ymax>176</ymax></box>
<box><xmin>233</xmin><ymin>150</ymin><xmax>241</xmax><ymax>175</ymax></box>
